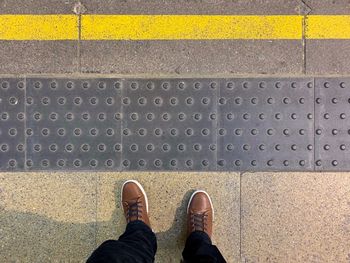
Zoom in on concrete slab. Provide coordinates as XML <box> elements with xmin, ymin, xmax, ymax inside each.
<box><xmin>306</xmin><ymin>40</ymin><xmax>350</xmax><ymax>74</ymax></box>
<box><xmin>79</xmin><ymin>0</ymin><xmax>302</xmax><ymax>75</ymax></box>
<box><xmin>0</xmin><ymin>0</ymin><xmax>79</xmax><ymax>74</ymax></box>
<box><xmin>95</xmin><ymin>172</ymin><xmax>240</xmax><ymax>262</ymax></box>
<box><xmin>0</xmin><ymin>0</ymin><xmax>76</xmax><ymax>14</ymax></box>
<box><xmin>305</xmin><ymin>0</ymin><xmax>350</xmax><ymax>14</ymax></box>
<box><xmin>241</xmin><ymin>172</ymin><xmax>350</xmax><ymax>262</ymax></box>
<box><xmin>0</xmin><ymin>0</ymin><xmax>79</xmax><ymax>73</ymax></box>
<box><xmin>81</xmin><ymin>40</ymin><xmax>302</xmax><ymax>75</ymax></box>
<box><xmin>82</xmin><ymin>0</ymin><xmax>299</xmax><ymax>14</ymax></box>
<box><xmin>0</xmin><ymin>172</ymin><xmax>97</xmax><ymax>262</ymax></box>
<box><xmin>0</xmin><ymin>0</ymin><xmax>303</xmax><ymax>75</ymax></box>
<box><xmin>0</xmin><ymin>41</ymin><xmax>78</xmax><ymax>74</ymax></box>
<box><xmin>304</xmin><ymin>1</ymin><xmax>350</xmax><ymax>74</ymax></box>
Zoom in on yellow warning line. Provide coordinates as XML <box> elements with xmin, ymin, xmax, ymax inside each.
<box><xmin>0</xmin><ymin>14</ymin><xmax>350</xmax><ymax>40</ymax></box>
<box><xmin>81</xmin><ymin>15</ymin><xmax>303</xmax><ymax>40</ymax></box>
<box><xmin>306</xmin><ymin>15</ymin><xmax>350</xmax><ymax>39</ymax></box>
<box><xmin>0</xmin><ymin>15</ymin><xmax>78</xmax><ymax>40</ymax></box>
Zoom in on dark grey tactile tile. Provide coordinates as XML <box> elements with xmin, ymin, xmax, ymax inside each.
<box><xmin>25</xmin><ymin>78</ymin><xmax>122</xmax><ymax>170</ymax></box>
<box><xmin>121</xmin><ymin>79</ymin><xmax>217</xmax><ymax>171</ymax></box>
<box><xmin>217</xmin><ymin>78</ymin><xmax>314</xmax><ymax>171</ymax></box>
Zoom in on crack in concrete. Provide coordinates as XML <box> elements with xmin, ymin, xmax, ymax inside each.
<box><xmin>301</xmin><ymin>0</ymin><xmax>313</xmax><ymax>75</ymax></box>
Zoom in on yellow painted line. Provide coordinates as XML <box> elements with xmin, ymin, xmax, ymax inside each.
<box><xmin>81</xmin><ymin>15</ymin><xmax>303</xmax><ymax>40</ymax></box>
<box><xmin>1</xmin><ymin>15</ymin><xmax>350</xmax><ymax>40</ymax></box>
<box><xmin>0</xmin><ymin>15</ymin><xmax>78</xmax><ymax>40</ymax></box>
<box><xmin>306</xmin><ymin>15</ymin><xmax>350</xmax><ymax>39</ymax></box>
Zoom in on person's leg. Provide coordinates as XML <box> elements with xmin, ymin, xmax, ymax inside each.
<box><xmin>182</xmin><ymin>191</ymin><xmax>226</xmax><ymax>263</ymax></box>
<box><xmin>87</xmin><ymin>220</ymin><xmax>156</xmax><ymax>263</ymax></box>
<box><xmin>182</xmin><ymin>231</ymin><xmax>225</xmax><ymax>263</ymax></box>
<box><xmin>87</xmin><ymin>180</ymin><xmax>157</xmax><ymax>263</ymax></box>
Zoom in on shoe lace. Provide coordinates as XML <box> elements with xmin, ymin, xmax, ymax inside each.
<box><xmin>190</xmin><ymin>212</ymin><xmax>208</xmax><ymax>232</ymax></box>
<box><xmin>126</xmin><ymin>199</ymin><xmax>143</xmax><ymax>222</ymax></box>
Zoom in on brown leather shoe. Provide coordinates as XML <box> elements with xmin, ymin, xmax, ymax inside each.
<box><xmin>187</xmin><ymin>190</ymin><xmax>214</xmax><ymax>238</ymax></box>
<box><xmin>121</xmin><ymin>180</ymin><xmax>150</xmax><ymax>228</ymax></box>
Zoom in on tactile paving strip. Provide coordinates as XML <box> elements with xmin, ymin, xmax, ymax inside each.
<box><xmin>0</xmin><ymin>79</ymin><xmax>25</xmax><ymax>170</ymax></box>
<box><xmin>3</xmin><ymin>77</ymin><xmax>350</xmax><ymax>171</ymax></box>
<box><xmin>315</xmin><ymin>78</ymin><xmax>350</xmax><ymax>170</ymax></box>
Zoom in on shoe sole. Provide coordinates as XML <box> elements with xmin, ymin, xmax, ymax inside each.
<box><xmin>187</xmin><ymin>190</ymin><xmax>214</xmax><ymax>221</ymax></box>
<box><xmin>121</xmin><ymin>180</ymin><xmax>149</xmax><ymax>213</ymax></box>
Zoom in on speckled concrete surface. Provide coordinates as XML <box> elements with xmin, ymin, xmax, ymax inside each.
<box><xmin>80</xmin><ymin>40</ymin><xmax>302</xmax><ymax>75</ymax></box>
<box><xmin>0</xmin><ymin>172</ymin><xmax>97</xmax><ymax>262</ymax></box>
<box><xmin>0</xmin><ymin>172</ymin><xmax>240</xmax><ymax>262</ymax></box>
<box><xmin>79</xmin><ymin>0</ymin><xmax>303</xmax><ymax>75</ymax></box>
<box><xmin>0</xmin><ymin>41</ymin><xmax>79</xmax><ymax>74</ymax></box>
<box><xmin>305</xmin><ymin>0</ymin><xmax>350</xmax><ymax>75</ymax></box>
<box><xmin>306</xmin><ymin>40</ymin><xmax>350</xmax><ymax>74</ymax></box>
<box><xmin>1</xmin><ymin>171</ymin><xmax>350</xmax><ymax>262</ymax></box>
<box><xmin>0</xmin><ymin>0</ymin><xmax>300</xmax><ymax>15</ymax></box>
<box><xmin>305</xmin><ymin>0</ymin><xmax>350</xmax><ymax>14</ymax></box>
<box><xmin>241</xmin><ymin>172</ymin><xmax>350</xmax><ymax>263</ymax></box>
<box><xmin>0</xmin><ymin>0</ymin><xmax>304</xmax><ymax>75</ymax></box>
<box><xmin>95</xmin><ymin>172</ymin><xmax>240</xmax><ymax>263</ymax></box>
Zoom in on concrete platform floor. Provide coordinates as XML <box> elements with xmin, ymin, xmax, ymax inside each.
<box><xmin>1</xmin><ymin>172</ymin><xmax>350</xmax><ymax>262</ymax></box>
<box><xmin>0</xmin><ymin>172</ymin><xmax>240</xmax><ymax>262</ymax></box>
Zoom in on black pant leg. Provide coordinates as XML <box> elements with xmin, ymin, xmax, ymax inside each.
<box><xmin>182</xmin><ymin>231</ymin><xmax>226</xmax><ymax>263</ymax></box>
<box><xmin>87</xmin><ymin>220</ymin><xmax>157</xmax><ymax>263</ymax></box>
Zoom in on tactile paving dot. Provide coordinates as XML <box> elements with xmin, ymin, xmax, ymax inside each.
<box><xmin>315</xmin><ymin>78</ymin><xmax>350</xmax><ymax>170</ymax></box>
<box><xmin>0</xmin><ymin>79</ymin><xmax>25</xmax><ymax>170</ymax></box>
<box><xmin>218</xmin><ymin>79</ymin><xmax>314</xmax><ymax>171</ymax></box>
<box><xmin>26</xmin><ymin>79</ymin><xmax>121</xmax><ymax>170</ymax></box>
<box><xmin>122</xmin><ymin>79</ymin><xmax>217</xmax><ymax>170</ymax></box>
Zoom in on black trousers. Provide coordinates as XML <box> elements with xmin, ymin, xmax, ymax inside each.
<box><xmin>87</xmin><ymin>220</ymin><xmax>226</xmax><ymax>263</ymax></box>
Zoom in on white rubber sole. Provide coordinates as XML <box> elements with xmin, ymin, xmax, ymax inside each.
<box><xmin>121</xmin><ymin>180</ymin><xmax>149</xmax><ymax>213</ymax></box>
<box><xmin>187</xmin><ymin>190</ymin><xmax>214</xmax><ymax>220</ymax></box>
